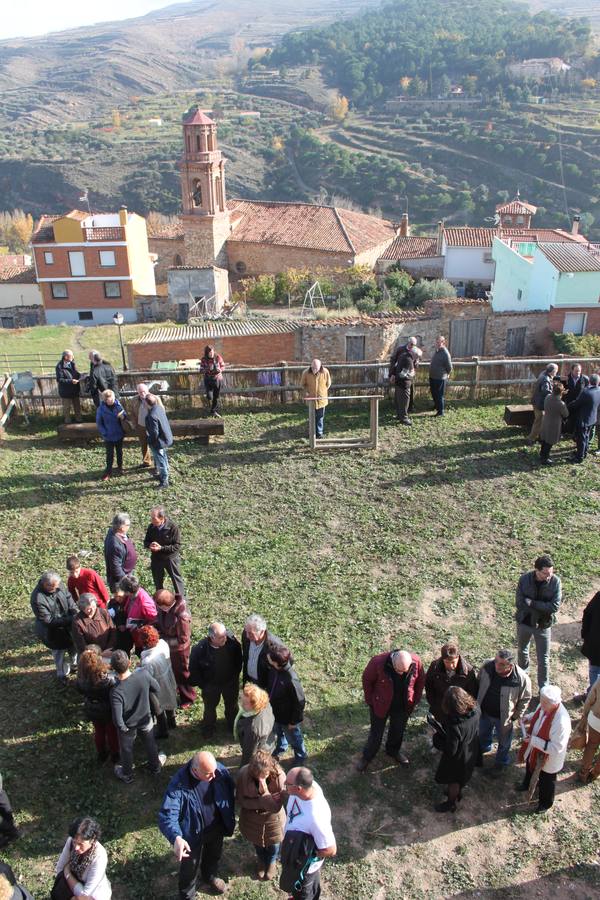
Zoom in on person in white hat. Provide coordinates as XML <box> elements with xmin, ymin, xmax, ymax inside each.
<box><xmin>516</xmin><ymin>684</ymin><xmax>571</xmax><ymax>813</ymax></box>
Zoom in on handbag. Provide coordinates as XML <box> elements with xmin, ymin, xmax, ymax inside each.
<box><xmin>50</xmin><ymin>873</ymin><xmax>72</xmax><ymax>900</ymax></box>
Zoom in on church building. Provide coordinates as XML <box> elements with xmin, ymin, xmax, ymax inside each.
<box><xmin>152</xmin><ymin>107</ymin><xmax>398</xmax><ymax>310</ymax></box>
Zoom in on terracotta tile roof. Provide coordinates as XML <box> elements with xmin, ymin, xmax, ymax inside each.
<box><xmin>496</xmin><ymin>199</ymin><xmax>537</xmax><ymax>215</ymax></box>
<box><xmin>306</xmin><ymin>311</ymin><xmax>425</xmax><ymax>327</ymax></box>
<box><xmin>380</xmin><ymin>236</ymin><xmax>440</xmax><ymax>260</ymax></box>
<box><xmin>32</xmin><ymin>210</ymin><xmax>90</xmax><ymax>244</ymax></box>
<box><xmin>227</xmin><ymin>199</ymin><xmax>395</xmax><ymax>255</ymax></box>
<box><xmin>128</xmin><ymin>319</ymin><xmax>303</xmax><ymax>343</ymax></box>
<box><xmin>147</xmin><ymin>220</ymin><xmax>184</xmax><ymax>240</ymax></box>
<box><xmin>183</xmin><ymin>109</ymin><xmax>214</xmax><ymax>126</ymax></box>
<box><xmin>444</xmin><ymin>227</ymin><xmax>496</xmax><ymax>248</ymax></box>
<box><xmin>537</xmin><ymin>242</ymin><xmax>600</xmax><ymax>273</ymax></box>
<box><xmin>503</xmin><ymin>228</ymin><xmax>585</xmax><ymax>243</ymax></box>
<box><xmin>0</xmin><ymin>265</ymin><xmax>36</xmax><ymax>284</ymax></box>
<box><xmin>0</xmin><ymin>255</ymin><xmax>31</xmax><ymax>269</ymax></box>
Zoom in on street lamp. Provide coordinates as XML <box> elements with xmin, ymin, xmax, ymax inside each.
<box><xmin>112</xmin><ymin>312</ymin><xmax>128</xmax><ymax>371</ymax></box>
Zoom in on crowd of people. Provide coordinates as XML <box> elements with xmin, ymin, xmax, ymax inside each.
<box><xmin>2</xmin><ymin>516</ymin><xmax>597</xmax><ymax>899</ymax></box>
<box><xmin>528</xmin><ymin>362</ymin><xmax>600</xmax><ymax>464</ymax></box>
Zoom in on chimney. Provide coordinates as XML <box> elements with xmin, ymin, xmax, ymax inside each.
<box><xmin>436</xmin><ymin>220</ymin><xmax>444</xmax><ymax>256</ymax></box>
<box><xmin>119</xmin><ymin>205</ymin><xmax>128</xmax><ymax>227</ymax></box>
<box><xmin>400</xmin><ymin>212</ymin><xmax>410</xmax><ymax>237</ymax></box>
<box><xmin>572</xmin><ymin>214</ymin><xmax>581</xmax><ymax>236</ymax></box>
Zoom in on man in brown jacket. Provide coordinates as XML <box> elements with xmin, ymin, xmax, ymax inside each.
<box><xmin>71</xmin><ymin>594</ymin><xmax>116</xmax><ymax>656</ymax></box>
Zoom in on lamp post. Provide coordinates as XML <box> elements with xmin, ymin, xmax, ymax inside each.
<box><xmin>113</xmin><ymin>312</ymin><xmax>127</xmax><ymax>371</ymax></box>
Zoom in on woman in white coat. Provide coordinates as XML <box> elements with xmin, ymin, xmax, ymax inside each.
<box><xmin>54</xmin><ymin>816</ymin><xmax>111</xmax><ymax>899</ymax></box>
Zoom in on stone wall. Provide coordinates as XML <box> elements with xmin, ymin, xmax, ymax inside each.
<box><xmin>0</xmin><ymin>305</ymin><xmax>45</xmax><ymax>328</ymax></box>
<box><xmin>183</xmin><ymin>214</ymin><xmax>230</xmax><ymax>268</ymax></box>
<box><xmin>168</xmin><ymin>266</ymin><xmax>229</xmax><ymax>313</ymax></box>
<box><xmin>376</xmin><ymin>256</ymin><xmax>444</xmax><ymax>279</ymax></box>
<box><xmin>149</xmin><ymin>237</ymin><xmax>185</xmax><ymax>284</ymax></box>
<box><xmin>486</xmin><ymin>310</ymin><xmax>551</xmax><ymax>356</ymax></box>
<box><xmin>299</xmin><ymin>317</ymin><xmax>438</xmax><ymax>362</ymax></box>
<box><xmin>226</xmin><ymin>241</ymin><xmax>352</xmax><ymax>281</ymax></box>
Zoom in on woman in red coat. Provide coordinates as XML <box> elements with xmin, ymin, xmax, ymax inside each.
<box><xmin>155</xmin><ymin>589</ymin><xmax>196</xmax><ymax>707</ymax></box>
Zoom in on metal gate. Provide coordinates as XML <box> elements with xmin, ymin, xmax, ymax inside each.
<box><xmin>450</xmin><ymin>318</ymin><xmax>486</xmax><ymax>358</ymax></box>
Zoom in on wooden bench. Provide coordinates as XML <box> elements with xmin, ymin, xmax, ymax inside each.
<box><xmin>57</xmin><ymin>419</ymin><xmax>224</xmax><ymax>445</ymax></box>
<box><xmin>504</xmin><ymin>405</ymin><xmax>534</xmax><ymax>428</ymax></box>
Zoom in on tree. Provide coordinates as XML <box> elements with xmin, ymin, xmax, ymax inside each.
<box><xmin>330</xmin><ymin>94</ymin><xmax>349</xmax><ymax>122</ymax></box>
<box><xmin>384</xmin><ymin>268</ymin><xmax>414</xmax><ymax>305</ymax></box>
<box><xmin>407</xmin><ymin>279</ymin><xmax>456</xmax><ymax>308</ymax></box>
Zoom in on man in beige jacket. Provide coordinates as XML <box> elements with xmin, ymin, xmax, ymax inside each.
<box><xmin>301</xmin><ymin>359</ymin><xmax>331</xmax><ymax>438</ymax></box>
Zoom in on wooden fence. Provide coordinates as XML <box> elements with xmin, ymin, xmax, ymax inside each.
<box><xmin>3</xmin><ymin>356</ymin><xmax>600</xmax><ymax>423</ymax></box>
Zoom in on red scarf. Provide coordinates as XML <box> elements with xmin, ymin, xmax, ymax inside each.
<box><xmin>518</xmin><ymin>704</ymin><xmax>558</xmax><ymax>769</ymax></box>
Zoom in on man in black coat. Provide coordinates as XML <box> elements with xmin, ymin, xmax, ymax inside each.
<box><xmin>55</xmin><ymin>350</ymin><xmax>82</xmax><ymax>424</ymax></box>
<box><xmin>88</xmin><ymin>350</ymin><xmax>118</xmax><ymax>407</ymax></box>
<box><xmin>581</xmin><ymin>590</ymin><xmax>600</xmax><ymax>694</ymax></box>
<box><xmin>30</xmin><ymin>571</ymin><xmax>79</xmax><ymax>684</ymax></box>
<box><xmin>144</xmin><ymin>505</ymin><xmax>185</xmax><ymax>596</ymax></box>
<box><xmin>425</xmin><ymin>642</ymin><xmax>478</xmax><ymax>722</ymax></box>
<box><xmin>568</xmin><ymin>374</ymin><xmax>600</xmax><ymax>463</ymax></box>
<box><xmin>241</xmin><ymin>613</ymin><xmax>286</xmax><ymax>689</ymax></box>
<box><xmin>145</xmin><ymin>394</ymin><xmax>174</xmax><ymax>489</ymax></box>
<box><xmin>189</xmin><ymin>622</ymin><xmax>242</xmax><ymax>737</ymax></box>
<box><xmin>266</xmin><ymin>642</ymin><xmax>307</xmax><ymax>763</ymax></box>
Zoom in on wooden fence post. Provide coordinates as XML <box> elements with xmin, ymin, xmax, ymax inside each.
<box><xmin>370</xmin><ymin>396</ymin><xmax>379</xmax><ymax>449</ymax></box>
<box><xmin>470</xmin><ymin>356</ymin><xmax>480</xmax><ymax>400</ymax></box>
<box><xmin>280</xmin><ymin>362</ymin><xmax>288</xmax><ymax>405</ymax></box>
<box><xmin>308</xmin><ymin>400</ymin><xmax>316</xmax><ymax>449</ymax></box>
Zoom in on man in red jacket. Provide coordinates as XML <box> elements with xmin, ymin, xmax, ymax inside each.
<box><xmin>356</xmin><ymin>648</ymin><xmax>425</xmax><ymax>773</ymax></box>
<box><xmin>66</xmin><ymin>556</ymin><xmax>109</xmax><ymax>608</ymax></box>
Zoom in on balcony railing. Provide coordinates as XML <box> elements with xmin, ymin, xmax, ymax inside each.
<box><xmin>84</xmin><ymin>227</ymin><xmax>125</xmax><ymax>241</ymax></box>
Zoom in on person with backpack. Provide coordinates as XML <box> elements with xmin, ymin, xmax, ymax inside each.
<box><xmin>88</xmin><ymin>351</ymin><xmax>118</xmax><ymax>408</ymax></box>
<box><xmin>389</xmin><ymin>336</ymin><xmax>421</xmax><ymax>425</ymax></box>
<box><xmin>200</xmin><ymin>345</ymin><xmax>225</xmax><ymax>418</ymax></box>
<box><xmin>278</xmin><ymin>767</ymin><xmax>336</xmax><ymax>900</ymax></box>
<box><xmin>145</xmin><ymin>393</ymin><xmax>174</xmax><ymax>489</ymax></box>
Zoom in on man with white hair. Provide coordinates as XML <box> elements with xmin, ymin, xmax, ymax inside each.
<box><xmin>301</xmin><ymin>358</ymin><xmax>331</xmax><ymax>439</ymax></box>
<box><xmin>517</xmin><ymin>684</ymin><xmax>571</xmax><ymax>813</ymax></box>
<box><xmin>135</xmin><ymin>383</ymin><xmax>155</xmax><ymax>468</ymax></box>
<box><xmin>30</xmin><ymin>570</ymin><xmax>79</xmax><ymax>684</ymax></box>
<box><xmin>389</xmin><ymin>336</ymin><xmax>421</xmax><ymax>425</ymax></box>
<box><xmin>188</xmin><ymin>623</ymin><xmax>242</xmax><ymax>737</ymax></box>
<box><xmin>55</xmin><ymin>349</ymin><xmax>82</xmax><ymax>424</ymax></box>
<box><xmin>357</xmin><ymin>647</ymin><xmax>425</xmax><ymax>772</ymax></box>
<box><xmin>528</xmin><ymin>363</ymin><xmax>559</xmax><ymax>443</ymax></box>
<box><xmin>241</xmin><ymin>614</ymin><xmax>286</xmax><ymax>689</ymax></box>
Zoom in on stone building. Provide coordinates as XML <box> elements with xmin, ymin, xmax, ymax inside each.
<box><xmin>148</xmin><ymin>108</ymin><xmax>398</xmax><ymax>305</ymax></box>
<box><xmin>0</xmin><ymin>265</ymin><xmax>44</xmax><ymax>328</ymax></box>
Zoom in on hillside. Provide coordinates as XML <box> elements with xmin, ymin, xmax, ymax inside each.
<box><xmin>0</xmin><ymin>0</ymin><xmax>381</xmax><ymax>127</ymax></box>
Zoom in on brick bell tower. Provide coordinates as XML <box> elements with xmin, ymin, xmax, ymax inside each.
<box><xmin>179</xmin><ymin>108</ymin><xmax>230</xmax><ymax>268</ymax></box>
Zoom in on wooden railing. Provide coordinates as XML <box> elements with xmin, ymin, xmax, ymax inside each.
<box><xmin>3</xmin><ymin>356</ymin><xmax>599</xmax><ymax>422</ymax></box>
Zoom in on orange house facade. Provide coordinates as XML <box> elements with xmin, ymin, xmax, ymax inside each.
<box><xmin>32</xmin><ymin>208</ymin><xmax>156</xmax><ymax>325</ymax></box>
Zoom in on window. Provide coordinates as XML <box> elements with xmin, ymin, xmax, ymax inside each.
<box><xmin>563</xmin><ymin>312</ymin><xmax>586</xmax><ymax>336</ymax></box>
<box><xmin>504</xmin><ymin>215</ymin><xmax>513</xmax><ymax>225</ymax></box>
<box><xmin>99</xmin><ymin>250</ymin><xmax>116</xmax><ymax>267</ymax></box>
<box><xmin>517</xmin><ymin>289</ymin><xmax>523</xmax><ymax>301</ymax></box>
<box><xmin>516</xmin><ymin>215</ymin><xmax>525</xmax><ymax>225</ymax></box>
<box><xmin>68</xmin><ymin>251</ymin><xmax>85</xmax><ymax>276</ymax></box>
<box><xmin>51</xmin><ymin>282</ymin><xmax>68</xmax><ymax>298</ymax></box>
<box><xmin>174</xmin><ymin>254</ymin><xmax>183</xmax><ymax>267</ymax></box>
<box><xmin>346</xmin><ymin>335</ymin><xmax>366</xmax><ymax>361</ymax></box>
<box><xmin>78</xmin><ymin>310</ymin><xmax>94</xmax><ymax>321</ymax></box>
<box><xmin>44</xmin><ymin>251</ymin><xmax>54</xmax><ymax>264</ymax></box>
<box><xmin>104</xmin><ymin>281</ymin><xmax>121</xmax><ymax>298</ymax></box>
<box><xmin>483</xmin><ymin>252</ymin><xmax>493</xmax><ymax>263</ymax></box>
<box><xmin>235</xmin><ymin>260</ymin><xmax>247</xmax><ymax>275</ymax></box>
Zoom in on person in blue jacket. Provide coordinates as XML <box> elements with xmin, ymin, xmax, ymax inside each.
<box><xmin>568</xmin><ymin>373</ymin><xmax>600</xmax><ymax>463</ymax></box>
<box><xmin>96</xmin><ymin>388</ymin><xmax>128</xmax><ymax>481</ymax></box>
<box><xmin>145</xmin><ymin>393</ymin><xmax>174</xmax><ymax>489</ymax></box>
<box><xmin>158</xmin><ymin>751</ymin><xmax>235</xmax><ymax>898</ymax></box>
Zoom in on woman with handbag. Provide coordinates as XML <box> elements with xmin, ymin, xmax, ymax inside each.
<box><xmin>76</xmin><ymin>649</ymin><xmax>120</xmax><ymax>764</ymax></box>
<box><xmin>52</xmin><ymin>816</ymin><xmax>111</xmax><ymax>900</ymax></box>
<box><xmin>236</xmin><ymin>749</ymin><xmax>286</xmax><ymax>881</ymax></box>
<box><xmin>433</xmin><ymin>686</ymin><xmax>481</xmax><ymax>812</ymax></box>
<box><xmin>96</xmin><ymin>389</ymin><xmax>128</xmax><ymax>482</ymax></box>
<box><xmin>575</xmin><ymin>677</ymin><xmax>600</xmax><ymax>783</ymax></box>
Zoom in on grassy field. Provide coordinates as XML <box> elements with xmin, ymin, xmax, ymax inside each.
<box><xmin>1</xmin><ymin>399</ymin><xmax>600</xmax><ymax>898</ymax></box>
<box><xmin>0</xmin><ymin>323</ymin><xmax>173</xmax><ymax>371</ymax></box>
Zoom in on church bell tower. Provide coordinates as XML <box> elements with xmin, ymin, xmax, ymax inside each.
<box><xmin>179</xmin><ymin>108</ymin><xmax>230</xmax><ymax>268</ymax></box>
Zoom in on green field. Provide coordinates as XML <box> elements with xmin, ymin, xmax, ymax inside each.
<box><xmin>1</xmin><ymin>400</ymin><xmax>600</xmax><ymax>898</ymax></box>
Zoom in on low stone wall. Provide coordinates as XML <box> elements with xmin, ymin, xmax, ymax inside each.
<box><xmin>0</xmin><ymin>305</ymin><xmax>45</xmax><ymax>328</ymax></box>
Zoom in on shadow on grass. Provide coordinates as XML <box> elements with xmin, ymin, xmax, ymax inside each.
<box><xmin>453</xmin><ymin>863</ymin><xmax>600</xmax><ymax>898</ymax></box>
